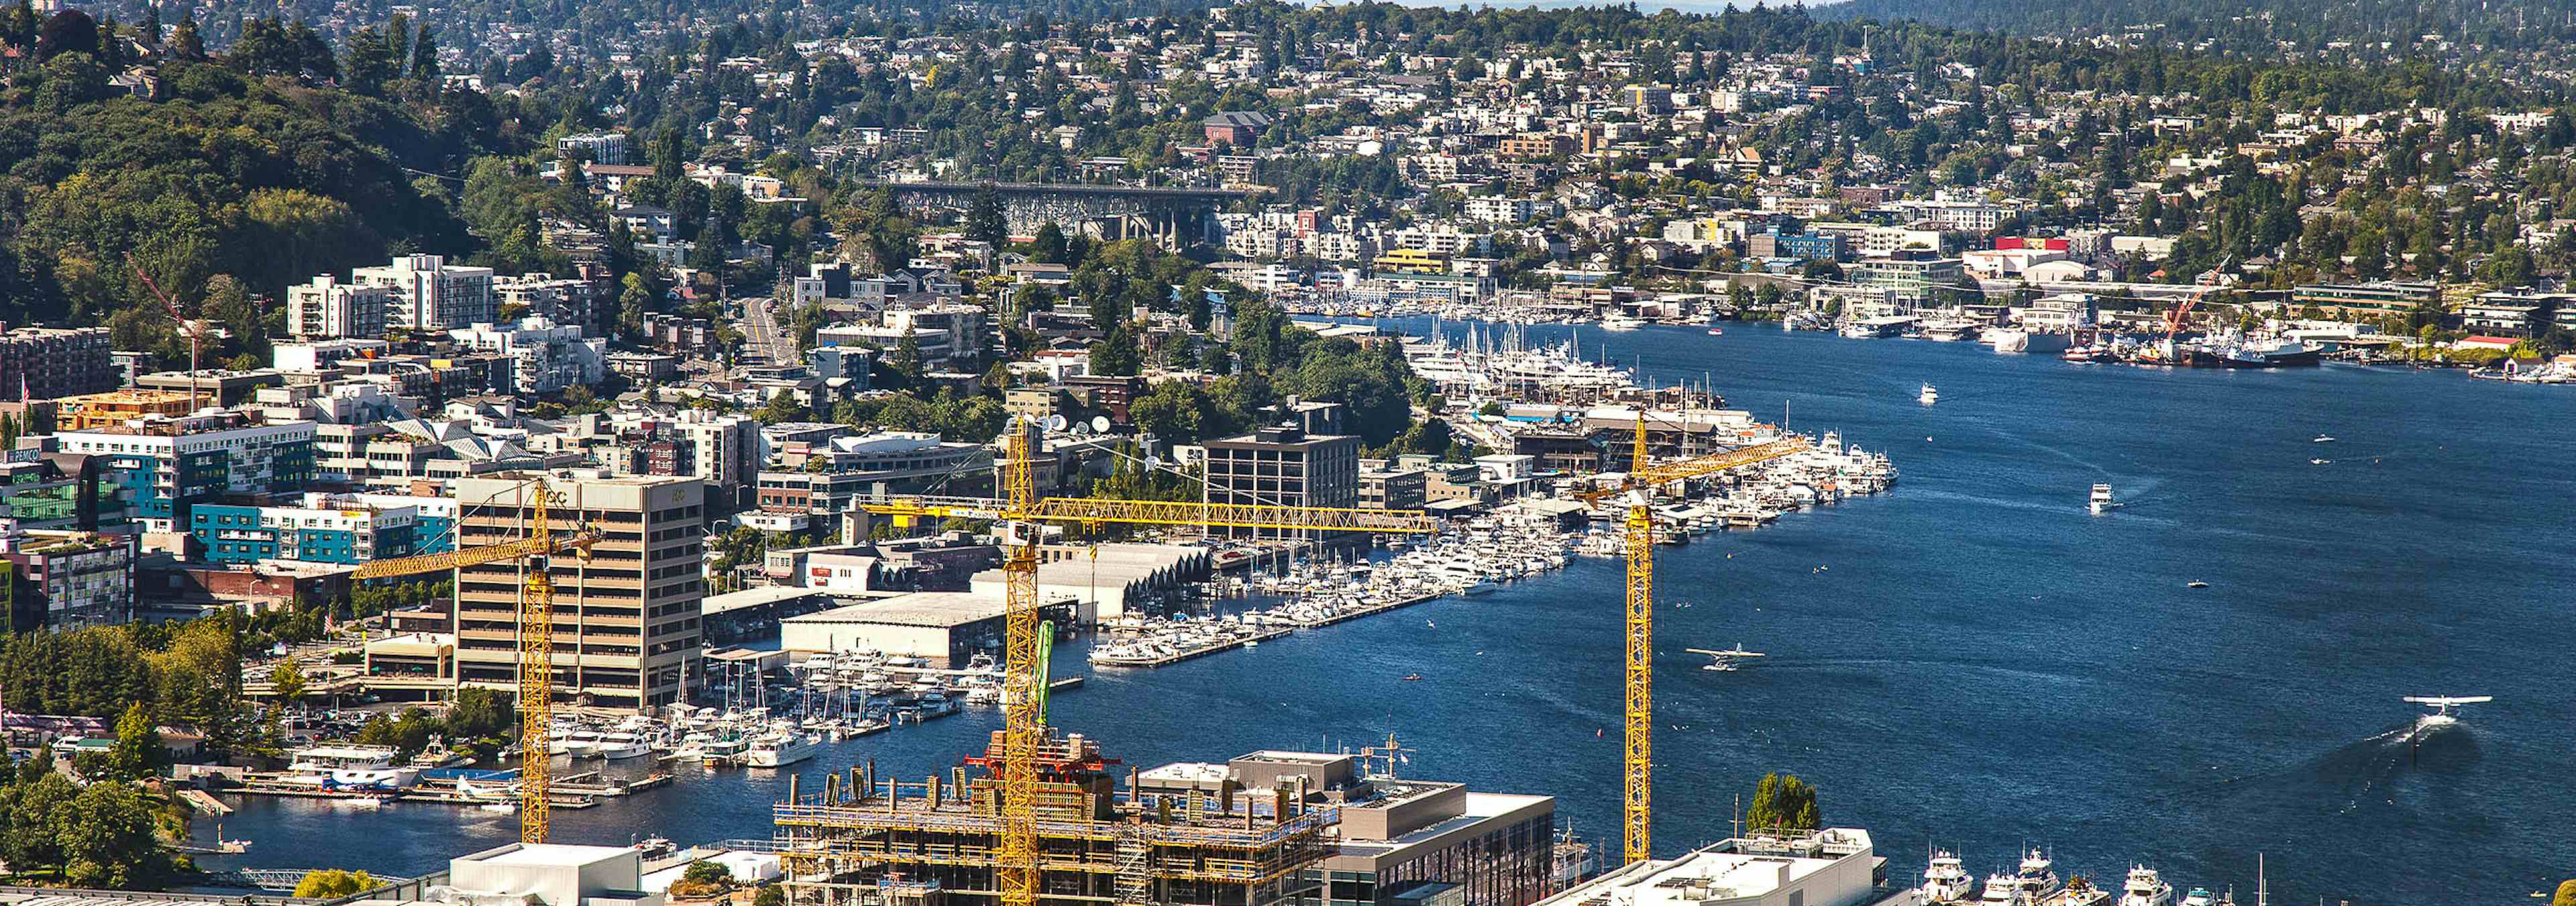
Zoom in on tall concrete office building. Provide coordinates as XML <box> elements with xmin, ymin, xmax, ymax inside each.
<box><xmin>449</xmin><ymin>472</ymin><xmax>707</xmax><ymax>712</ymax></box>
<box><xmin>1203</xmin><ymin>423</ymin><xmax>1361</xmax><ymax>548</ymax></box>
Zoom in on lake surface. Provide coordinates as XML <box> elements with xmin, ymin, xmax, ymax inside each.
<box><xmin>200</xmin><ymin>323</ymin><xmax>2576</xmax><ymax>905</ymax></box>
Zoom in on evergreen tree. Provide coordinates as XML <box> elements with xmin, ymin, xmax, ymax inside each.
<box><xmin>1030</xmin><ymin>222</ymin><xmax>1069</xmax><ymax>264</ymax></box>
<box><xmin>887</xmin><ymin>333</ymin><xmax>924</xmax><ymax>387</ymax></box>
<box><xmin>343</xmin><ymin>24</ymin><xmax>397</xmax><ymax>95</ymax></box>
<box><xmin>408</xmin><ymin>23</ymin><xmax>439</xmax><ymax>87</ymax></box>
<box><xmin>966</xmin><ymin>185</ymin><xmax>1008</xmax><ymax>247</ymax></box>
<box><xmin>168</xmin><ymin>13</ymin><xmax>201</xmax><ymax>59</ymax></box>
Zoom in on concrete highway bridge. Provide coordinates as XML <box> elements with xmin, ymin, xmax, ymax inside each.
<box><xmin>851</xmin><ymin>180</ymin><xmax>1264</xmax><ymax>245</ymax></box>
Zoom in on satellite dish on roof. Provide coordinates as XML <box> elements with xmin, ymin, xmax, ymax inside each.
<box><xmin>1091</xmin><ymin>415</ymin><xmax>1112</xmax><ymax>434</ymax></box>
<box><xmin>1046</xmin><ymin>414</ymin><xmax>1069</xmax><ymax>432</ymax></box>
<box><xmin>1144</xmin><ymin>455</ymin><xmax>1164</xmax><ymax>470</ymax></box>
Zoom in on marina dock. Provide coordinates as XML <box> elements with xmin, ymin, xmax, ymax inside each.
<box><xmin>1089</xmin><ymin>625</ymin><xmax>1293</xmax><ymax>668</ymax></box>
<box><xmin>1282</xmin><ymin>590</ymin><xmax>1444</xmax><ymax>629</ymax></box>
<box><xmin>222</xmin><ymin>771</ymin><xmax>672</xmax><ymax>810</ymax></box>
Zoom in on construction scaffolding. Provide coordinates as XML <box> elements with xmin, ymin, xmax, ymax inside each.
<box><xmin>775</xmin><ymin>732</ymin><xmax>1340</xmax><ymax>906</ymax></box>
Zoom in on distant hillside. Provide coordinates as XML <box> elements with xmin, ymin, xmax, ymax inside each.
<box><xmin>0</xmin><ymin>54</ymin><xmax>471</xmax><ymax>358</ymax></box>
<box><xmin>1817</xmin><ymin>0</ymin><xmax>2576</xmax><ymax>56</ymax></box>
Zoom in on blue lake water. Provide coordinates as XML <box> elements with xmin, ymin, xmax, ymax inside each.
<box><xmin>199</xmin><ymin>323</ymin><xmax>2576</xmax><ymax>905</ymax></box>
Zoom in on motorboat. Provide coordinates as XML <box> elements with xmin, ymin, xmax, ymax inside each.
<box><xmin>596</xmin><ymin>732</ymin><xmax>651</xmax><ymax>760</ymax></box>
<box><xmin>1921</xmin><ymin>850</ymin><xmax>1977</xmax><ymax>903</ymax></box>
<box><xmin>1978</xmin><ymin>874</ymin><xmax>2020</xmax><ymax>905</ymax></box>
<box><xmin>1919</xmin><ymin>383</ymin><xmax>1939</xmax><ymax>404</ymax></box>
<box><xmin>702</xmin><ymin>737</ymin><xmax>750</xmax><ymax>768</ymax></box>
<box><xmin>2061</xmin><ymin>874</ymin><xmax>2110</xmax><ymax>905</ymax></box>
<box><xmin>1705</xmin><ymin>324</ymin><xmax>1725</xmax><ymax>336</ymax></box>
<box><xmin>746</xmin><ymin>733</ymin><xmax>819</xmax><ymax>768</ymax></box>
<box><xmin>2177</xmin><ymin>889</ymin><xmax>2222</xmax><ymax>906</ymax></box>
<box><xmin>1601</xmin><ymin>314</ymin><xmax>1645</xmax><ymax>332</ymax></box>
<box><xmin>2013</xmin><ymin>849</ymin><xmax>2064</xmax><ymax>901</ymax></box>
<box><xmin>2120</xmin><ymin>866</ymin><xmax>2175</xmax><ymax>906</ymax></box>
<box><xmin>560</xmin><ymin>729</ymin><xmax>603</xmax><ymax>759</ymax></box>
<box><xmin>2312</xmin><ymin>434</ymin><xmax>2335</xmax><ymax>443</ymax></box>
<box><xmin>2089</xmin><ymin>484</ymin><xmax>2117</xmax><ymax>514</ymax></box>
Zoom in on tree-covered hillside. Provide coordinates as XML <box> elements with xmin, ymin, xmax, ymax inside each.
<box><xmin>0</xmin><ymin>35</ymin><xmax>474</xmax><ymax>362</ymax></box>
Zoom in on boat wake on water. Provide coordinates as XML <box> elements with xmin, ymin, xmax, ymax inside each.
<box><xmin>2175</xmin><ymin>720</ymin><xmax>2481</xmax><ymax>815</ymax></box>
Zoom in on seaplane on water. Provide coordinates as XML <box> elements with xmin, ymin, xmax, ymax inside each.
<box><xmin>1688</xmin><ymin>645</ymin><xmax>1766</xmax><ymax>672</ymax></box>
<box><xmin>2402</xmin><ymin>695</ymin><xmax>2491</xmax><ymax>726</ymax></box>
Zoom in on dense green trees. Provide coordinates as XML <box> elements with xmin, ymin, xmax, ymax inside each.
<box><xmin>1745</xmin><ymin>772</ymin><xmax>1821</xmax><ymax>833</ymax></box>
<box><xmin>0</xmin><ymin>617</ymin><xmax>240</xmax><ymax>727</ymax></box>
<box><xmin>0</xmin><ymin>53</ymin><xmax>464</xmax><ymax>342</ymax></box>
<box><xmin>0</xmin><ymin>770</ymin><xmax>177</xmax><ymax>888</ymax></box>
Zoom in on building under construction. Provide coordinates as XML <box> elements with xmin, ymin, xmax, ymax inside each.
<box><xmin>773</xmin><ymin>729</ymin><xmax>1340</xmax><ymax>906</ymax></box>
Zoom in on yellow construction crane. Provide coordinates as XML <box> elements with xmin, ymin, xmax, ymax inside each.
<box><xmin>1580</xmin><ymin>422</ymin><xmax>1808</xmax><ymax>866</ymax></box>
<box><xmin>352</xmin><ymin>476</ymin><xmax>597</xmax><ymax>843</ymax></box>
<box><xmin>861</xmin><ymin>421</ymin><xmax>1437</xmax><ymax>906</ymax></box>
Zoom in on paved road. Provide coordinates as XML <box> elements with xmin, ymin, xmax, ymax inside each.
<box><xmin>739</xmin><ymin>295</ymin><xmax>796</xmax><ymax>366</ymax></box>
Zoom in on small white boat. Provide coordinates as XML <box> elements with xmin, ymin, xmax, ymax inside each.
<box><xmin>2088</xmin><ymin>483</ymin><xmax>2117</xmax><ymax>513</ymax></box>
<box><xmin>1919</xmin><ymin>383</ymin><xmax>1939</xmax><ymax>404</ymax></box>
<box><xmin>1601</xmin><ymin>315</ymin><xmax>1644</xmax><ymax>332</ymax></box>
<box><xmin>2312</xmin><ymin>434</ymin><xmax>2335</xmax><ymax>443</ymax></box>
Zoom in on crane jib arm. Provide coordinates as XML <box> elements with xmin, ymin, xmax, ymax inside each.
<box><xmin>1631</xmin><ymin>438</ymin><xmax>1810</xmax><ymax>486</ymax></box>
<box><xmin>349</xmin><ymin>532</ymin><xmax>600</xmax><ymax>581</ymax></box>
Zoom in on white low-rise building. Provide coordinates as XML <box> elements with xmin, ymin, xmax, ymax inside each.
<box><xmin>449</xmin><ymin>317</ymin><xmax>606</xmax><ymax>395</ymax></box>
<box><xmin>449</xmin><ymin>843</ymin><xmax>665</xmax><ymax>906</ymax></box>
<box><xmin>1532</xmin><ymin>827</ymin><xmax>1903</xmax><ymax>906</ymax></box>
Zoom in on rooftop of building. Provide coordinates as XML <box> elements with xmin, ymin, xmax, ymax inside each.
<box><xmin>781</xmin><ymin>591</ymin><xmax>1008</xmax><ymax>627</ymax></box>
<box><xmin>462</xmin><ymin>842</ymin><xmax>639</xmax><ymax>868</ymax></box>
<box><xmin>1536</xmin><ymin>828</ymin><xmax>1879</xmax><ymax>906</ymax></box>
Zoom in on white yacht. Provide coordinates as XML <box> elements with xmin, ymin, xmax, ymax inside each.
<box><xmin>702</xmin><ymin>737</ymin><xmax>751</xmax><ymax>768</ymax></box>
<box><xmin>2120</xmin><ymin>866</ymin><xmax>2175</xmax><ymax>906</ymax></box>
<box><xmin>1919</xmin><ymin>383</ymin><xmax>1939</xmax><ymax>404</ymax></box>
<box><xmin>560</xmin><ymin>729</ymin><xmax>604</xmax><ymax>758</ymax></box>
<box><xmin>2013</xmin><ymin>849</ymin><xmax>2064</xmax><ymax>901</ymax></box>
<box><xmin>596</xmin><ymin>732</ymin><xmax>651</xmax><ymax>760</ymax></box>
<box><xmin>747</xmin><ymin>733</ymin><xmax>820</xmax><ymax>768</ymax></box>
<box><xmin>2176</xmin><ymin>888</ymin><xmax>2222</xmax><ymax>906</ymax></box>
<box><xmin>2088</xmin><ymin>483</ymin><xmax>2116</xmax><ymax>513</ymax></box>
<box><xmin>1921</xmin><ymin>850</ymin><xmax>1977</xmax><ymax>903</ymax></box>
<box><xmin>1978</xmin><ymin>874</ymin><xmax>2021</xmax><ymax>905</ymax></box>
<box><xmin>1600</xmin><ymin>314</ymin><xmax>1645</xmax><ymax>332</ymax></box>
